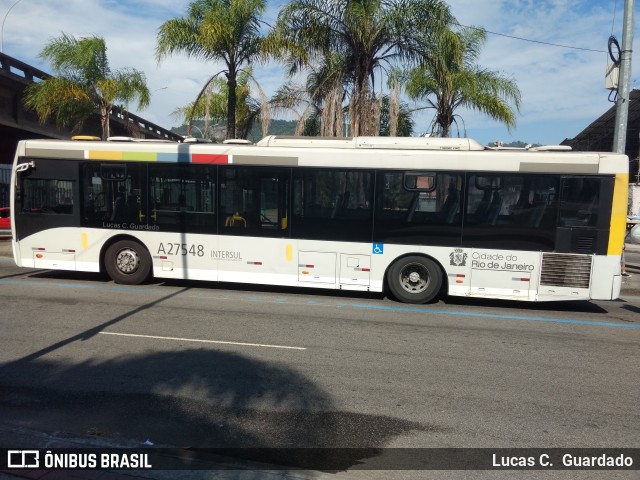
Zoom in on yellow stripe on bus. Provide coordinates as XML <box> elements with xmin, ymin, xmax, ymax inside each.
<box><xmin>608</xmin><ymin>173</ymin><xmax>628</xmax><ymax>255</ymax></box>
<box><xmin>88</xmin><ymin>150</ymin><xmax>123</xmax><ymax>160</ymax></box>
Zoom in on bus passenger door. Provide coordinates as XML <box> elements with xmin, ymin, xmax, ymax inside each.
<box><xmin>14</xmin><ymin>159</ymin><xmax>79</xmax><ymax>270</ymax></box>
<box><xmin>217</xmin><ymin>166</ymin><xmax>294</xmax><ymax>284</ymax></box>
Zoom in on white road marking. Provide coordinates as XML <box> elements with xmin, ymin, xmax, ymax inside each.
<box><xmin>98</xmin><ymin>331</ymin><xmax>306</xmax><ymax>350</ymax></box>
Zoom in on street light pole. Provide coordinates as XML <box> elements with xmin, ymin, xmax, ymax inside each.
<box><xmin>1</xmin><ymin>0</ymin><xmax>25</xmax><ymax>53</ymax></box>
<box><xmin>613</xmin><ymin>0</ymin><xmax>635</xmax><ymax>154</ymax></box>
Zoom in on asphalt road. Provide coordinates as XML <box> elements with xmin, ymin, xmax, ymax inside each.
<box><xmin>0</xmin><ymin>247</ymin><xmax>639</xmax><ymax>478</ymax></box>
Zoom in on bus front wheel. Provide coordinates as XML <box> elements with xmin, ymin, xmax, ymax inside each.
<box><xmin>387</xmin><ymin>256</ymin><xmax>442</xmax><ymax>304</ymax></box>
<box><xmin>105</xmin><ymin>240</ymin><xmax>152</xmax><ymax>285</ymax></box>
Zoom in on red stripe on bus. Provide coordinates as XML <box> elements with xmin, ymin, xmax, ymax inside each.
<box><xmin>192</xmin><ymin>154</ymin><xmax>228</xmax><ymax>164</ymax></box>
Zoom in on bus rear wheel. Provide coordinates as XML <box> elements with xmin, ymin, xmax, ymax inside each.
<box><xmin>387</xmin><ymin>256</ymin><xmax>442</xmax><ymax>304</ymax></box>
<box><xmin>105</xmin><ymin>240</ymin><xmax>152</xmax><ymax>285</ymax></box>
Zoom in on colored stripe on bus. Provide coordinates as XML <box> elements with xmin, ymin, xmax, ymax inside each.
<box><xmin>157</xmin><ymin>153</ymin><xmax>190</xmax><ymax>163</ymax></box>
<box><xmin>192</xmin><ymin>153</ymin><xmax>229</xmax><ymax>164</ymax></box>
<box><xmin>123</xmin><ymin>152</ymin><xmax>157</xmax><ymax>162</ymax></box>
<box><xmin>85</xmin><ymin>151</ymin><xmax>228</xmax><ymax>164</ymax></box>
<box><xmin>88</xmin><ymin>150</ymin><xmax>124</xmax><ymax>160</ymax></box>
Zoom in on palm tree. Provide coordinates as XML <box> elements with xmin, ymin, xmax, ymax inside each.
<box><xmin>270</xmin><ymin>82</ymin><xmax>319</xmax><ymax>136</ymax></box>
<box><xmin>270</xmin><ymin>52</ymin><xmax>349</xmax><ymax>137</ymax></box>
<box><xmin>272</xmin><ymin>83</ymin><xmax>414</xmax><ymax>137</ymax></box>
<box><xmin>172</xmin><ymin>70</ymin><xmax>267</xmax><ymax>140</ymax></box>
<box><xmin>405</xmin><ymin>26</ymin><xmax>521</xmax><ymax>137</ymax></box>
<box><xmin>379</xmin><ymin>94</ymin><xmax>414</xmax><ymax>136</ymax></box>
<box><xmin>271</xmin><ymin>0</ymin><xmax>454</xmax><ymax>136</ymax></box>
<box><xmin>156</xmin><ymin>0</ymin><xmax>266</xmax><ymax>140</ymax></box>
<box><xmin>24</xmin><ymin>33</ymin><xmax>150</xmax><ymax>140</ymax></box>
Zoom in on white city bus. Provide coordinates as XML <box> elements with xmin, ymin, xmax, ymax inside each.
<box><xmin>10</xmin><ymin>135</ymin><xmax>628</xmax><ymax>303</ymax></box>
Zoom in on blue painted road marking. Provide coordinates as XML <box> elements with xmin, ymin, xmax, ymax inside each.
<box><xmin>0</xmin><ymin>277</ymin><xmax>637</xmax><ymax>330</ymax></box>
<box><xmin>351</xmin><ymin>303</ymin><xmax>640</xmax><ymax>329</ymax></box>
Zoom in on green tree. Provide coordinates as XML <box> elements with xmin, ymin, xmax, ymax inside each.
<box><xmin>271</xmin><ymin>0</ymin><xmax>454</xmax><ymax>136</ymax></box>
<box><xmin>156</xmin><ymin>0</ymin><xmax>266</xmax><ymax>140</ymax></box>
<box><xmin>379</xmin><ymin>95</ymin><xmax>414</xmax><ymax>136</ymax></box>
<box><xmin>270</xmin><ymin>53</ymin><xmax>348</xmax><ymax>137</ymax></box>
<box><xmin>24</xmin><ymin>33</ymin><xmax>150</xmax><ymax>140</ymax></box>
<box><xmin>405</xmin><ymin>26</ymin><xmax>521</xmax><ymax>137</ymax></box>
<box><xmin>171</xmin><ymin>70</ymin><xmax>267</xmax><ymax>140</ymax></box>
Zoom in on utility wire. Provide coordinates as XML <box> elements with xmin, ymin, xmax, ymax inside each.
<box><xmin>454</xmin><ymin>22</ymin><xmax>607</xmax><ymax>54</ymax></box>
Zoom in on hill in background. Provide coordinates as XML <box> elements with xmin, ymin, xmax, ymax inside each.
<box><xmin>170</xmin><ymin>121</ymin><xmax>539</xmax><ymax>147</ymax></box>
<box><xmin>170</xmin><ymin>120</ymin><xmax>296</xmax><ymax>142</ymax></box>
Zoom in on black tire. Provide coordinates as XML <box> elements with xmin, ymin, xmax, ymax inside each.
<box><xmin>387</xmin><ymin>255</ymin><xmax>443</xmax><ymax>304</ymax></box>
<box><xmin>104</xmin><ymin>240</ymin><xmax>152</xmax><ymax>285</ymax></box>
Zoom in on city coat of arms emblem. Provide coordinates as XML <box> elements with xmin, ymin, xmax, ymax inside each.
<box><xmin>450</xmin><ymin>248</ymin><xmax>467</xmax><ymax>267</ymax></box>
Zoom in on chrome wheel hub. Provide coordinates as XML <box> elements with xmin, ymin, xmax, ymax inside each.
<box><xmin>400</xmin><ymin>263</ymin><xmax>429</xmax><ymax>294</ymax></box>
<box><xmin>116</xmin><ymin>248</ymin><xmax>139</xmax><ymax>274</ymax></box>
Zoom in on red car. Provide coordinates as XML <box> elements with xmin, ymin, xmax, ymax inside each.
<box><xmin>0</xmin><ymin>207</ymin><xmax>10</xmax><ymax>229</ymax></box>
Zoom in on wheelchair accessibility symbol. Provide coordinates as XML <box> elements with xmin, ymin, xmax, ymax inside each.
<box><xmin>372</xmin><ymin>243</ymin><xmax>384</xmax><ymax>254</ymax></box>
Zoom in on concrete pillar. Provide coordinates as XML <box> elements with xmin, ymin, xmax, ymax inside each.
<box><xmin>629</xmin><ymin>184</ymin><xmax>640</xmax><ymax>217</ymax></box>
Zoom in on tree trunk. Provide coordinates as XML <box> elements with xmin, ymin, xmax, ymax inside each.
<box><xmin>100</xmin><ymin>105</ymin><xmax>110</xmax><ymax>141</ymax></box>
<box><xmin>389</xmin><ymin>80</ymin><xmax>399</xmax><ymax>137</ymax></box>
<box><xmin>226</xmin><ymin>68</ymin><xmax>237</xmax><ymax>140</ymax></box>
<box><xmin>350</xmin><ymin>64</ymin><xmax>379</xmax><ymax>136</ymax></box>
<box><xmin>321</xmin><ymin>83</ymin><xmax>344</xmax><ymax>137</ymax></box>
<box><xmin>204</xmin><ymin>85</ymin><xmax>211</xmax><ymax>140</ymax></box>
<box><xmin>437</xmin><ymin>107</ymin><xmax>453</xmax><ymax>137</ymax></box>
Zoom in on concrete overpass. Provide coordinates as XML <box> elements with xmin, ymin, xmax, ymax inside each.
<box><xmin>0</xmin><ymin>52</ymin><xmax>183</xmax><ymax>162</ymax></box>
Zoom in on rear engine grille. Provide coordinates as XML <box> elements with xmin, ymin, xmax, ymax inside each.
<box><xmin>573</xmin><ymin>235</ymin><xmax>595</xmax><ymax>254</ymax></box>
<box><xmin>540</xmin><ymin>253</ymin><xmax>592</xmax><ymax>289</ymax></box>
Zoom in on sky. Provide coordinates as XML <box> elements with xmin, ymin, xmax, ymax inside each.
<box><xmin>0</xmin><ymin>0</ymin><xmax>637</xmax><ymax>146</ymax></box>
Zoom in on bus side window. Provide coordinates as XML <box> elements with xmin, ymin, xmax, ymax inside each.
<box><xmin>292</xmin><ymin>169</ymin><xmax>372</xmax><ymax>242</ymax></box>
<box><xmin>149</xmin><ymin>164</ymin><xmax>216</xmax><ymax>234</ymax></box>
<box><xmin>21</xmin><ymin>178</ymin><xmax>74</xmax><ymax>215</ymax></box>
<box><xmin>81</xmin><ymin>162</ymin><xmax>146</xmax><ymax>228</ymax></box>
<box><xmin>220</xmin><ymin>166</ymin><xmax>289</xmax><ymax>237</ymax></box>
<box><xmin>467</xmin><ymin>175</ymin><xmax>502</xmax><ymax>224</ymax></box>
<box><xmin>559</xmin><ymin>177</ymin><xmax>601</xmax><ymax>227</ymax></box>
